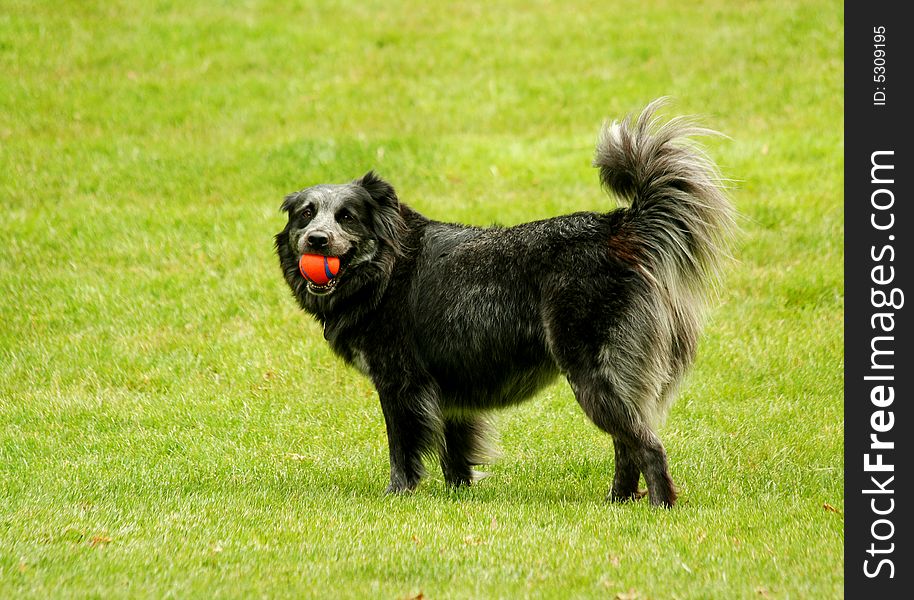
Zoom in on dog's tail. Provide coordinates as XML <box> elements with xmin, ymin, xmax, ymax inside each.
<box><xmin>594</xmin><ymin>98</ymin><xmax>736</xmax><ymax>296</ymax></box>
<box><xmin>593</xmin><ymin>99</ymin><xmax>735</xmax><ymax>425</ymax></box>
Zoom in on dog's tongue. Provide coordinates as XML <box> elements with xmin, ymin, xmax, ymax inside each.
<box><xmin>299</xmin><ymin>254</ymin><xmax>341</xmax><ymax>284</ymax></box>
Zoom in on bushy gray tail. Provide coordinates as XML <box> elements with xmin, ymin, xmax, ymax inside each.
<box><xmin>594</xmin><ymin>98</ymin><xmax>736</xmax><ymax>295</ymax></box>
<box><xmin>594</xmin><ymin>99</ymin><xmax>736</xmax><ymax>426</ymax></box>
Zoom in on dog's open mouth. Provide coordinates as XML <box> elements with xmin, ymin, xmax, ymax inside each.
<box><xmin>300</xmin><ymin>252</ymin><xmax>352</xmax><ymax>296</ymax></box>
<box><xmin>306</xmin><ymin>276</ymin><xmax>339</xmax><ymax>295</ymax></box>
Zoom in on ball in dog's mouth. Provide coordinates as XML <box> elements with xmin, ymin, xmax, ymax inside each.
<box><xmin>299</xmin><ymin>254</ymin><xmax>341</xmax><ymax>295</ymax></box>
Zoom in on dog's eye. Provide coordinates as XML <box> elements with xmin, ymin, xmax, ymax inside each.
<box><xmin>300</xmin><ymin>207</ymin><xmax>314</xmax><ymax>220</ymax></box>
<box><xmin>338</xmin><ymin>211</ymin><xmax>354</xmax><ymax>223</ymax></box>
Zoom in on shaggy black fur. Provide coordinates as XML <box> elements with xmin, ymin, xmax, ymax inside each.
<box><xmin>275</xmin><ymin>100</ymin><xmax>735</xmax><ymax>507</ymax></box>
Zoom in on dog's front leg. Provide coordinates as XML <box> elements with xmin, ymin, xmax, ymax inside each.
<box><xmin>377</xmin><ymin>382</ymin><xmax>444</xmax><ymax>494</ymax></box>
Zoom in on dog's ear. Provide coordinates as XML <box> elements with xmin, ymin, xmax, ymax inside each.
<box><xmin>355</xmin><ymin>171</ymin><xmax>404</xmax><ymax>254</ymax></box>
<box><xmin>280</xmin><ymin>192</ymin><xmax>298</xmax><ymax>213</ymax></box>
<box><xmin>355</xmin><ymin>171</ymin><xmax>398</xmax><ymax>208</ymax></box>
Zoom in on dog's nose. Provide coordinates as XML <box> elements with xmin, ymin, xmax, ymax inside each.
<box><xmin>307</xmin><ymin>231</ymin><xmax>330</xmax><ymax>248</ymax></box>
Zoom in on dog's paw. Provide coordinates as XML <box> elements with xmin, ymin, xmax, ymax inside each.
<box><xmin>608</xmin><ymin>488</ymin><xmax>648</xmax><ymax>503</ymax></box>
<box><xmin>385</xmin><ymin>482</ymin><xmax>418</xmax><ymax>495</ymax></box>
<box><xmin>444</xmin><ymin>470</ymin><xmax>490</xmax><ymax>488</ymax></box>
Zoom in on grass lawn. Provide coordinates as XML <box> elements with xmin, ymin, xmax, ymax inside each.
<box><xmin>1</xmin><ymin>1</ymin><xmax>843</xmax><ymax>598</ymax></box>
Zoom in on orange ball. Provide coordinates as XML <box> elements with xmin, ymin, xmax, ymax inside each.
<box><xmin>299</xmin><ymin>254</ymin><xmax>341</xmax><ymax>285</ymax></box>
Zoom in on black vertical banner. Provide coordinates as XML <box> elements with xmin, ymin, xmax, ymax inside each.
<box><xmin>845</xmin><ymin>2</ymin><xmax>911</xmax><ymax>597</ymax></box>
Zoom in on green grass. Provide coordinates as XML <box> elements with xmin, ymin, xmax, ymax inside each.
<box><xmin>1</xmin><ymin>0</ymin><xmax>843</xmax><ymax>597</ymax></box>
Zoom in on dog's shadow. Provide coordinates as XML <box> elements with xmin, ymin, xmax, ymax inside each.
<box><xmin>304</xmin><ymin>458</ymin><xmax>628</xmax><ymax>509</ymax></box>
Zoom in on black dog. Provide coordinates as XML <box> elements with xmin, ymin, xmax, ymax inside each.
<box><xmin>275</xmin><ymin>100</ymin><xmax>735</xmax><ymax>507</ymax></box>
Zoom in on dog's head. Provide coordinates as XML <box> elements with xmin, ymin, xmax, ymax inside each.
<box><xmin>276</xmin><ymin>171</ymin><xmax>403</xmax><ymax>302</ymax></box>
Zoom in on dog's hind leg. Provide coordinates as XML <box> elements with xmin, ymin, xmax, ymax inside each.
<box><xmin>570</xmin><ymin>376</ymin><xmax>677</xmax><ymax>507</ymax></box>
<box><xmin>439</xmin><ymin>414</ymin><xmax>493</xmax><ymax>487</ymax></box>
<box><xmin>610</xmin><ymin>439</ymin><xmax>646</xmax><ymax>502</ymax></box>
<box><xmin>545</xmin><ymin>290</ymin><xmax>680</xmax><ymax>507</ymax></box>
<box><xmin>625</xmin><ymin>431</ymin><xmax>676</xmax><ymax>508</ymax></box>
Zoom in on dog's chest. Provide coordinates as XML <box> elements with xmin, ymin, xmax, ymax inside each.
<box><xmin>333</xmin><ymin>337</ymin><xmax>371</xmax><ymax>378</ymax></box>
